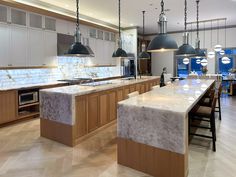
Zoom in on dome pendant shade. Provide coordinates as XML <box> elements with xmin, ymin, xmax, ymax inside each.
<box><xmin>147</xmin><ymin>0</ymin><xmax>178</xmax><ymax>52</ymax></box>
<box><xmin>67</xmin><ymin>42</ymin><xmax>90</xmax><ymax>57</ymax></box>
<box><xmin>139</xmin><ymin>51</ymin><xmax>150</xmax><ymax>59</ymax></box>
<box><xmin>112</xmin><ymin>48</ymin><xmax>127</xmax><ymax>58</ymax></box>
<box><xmin>147</xmin><ymin>34</ymin><xmax>178</xmax><ymax>52</ymax></box>
<box><xmin>195</xmin><ymin>48</ymin><xmax>206</xmax><ymax>58</ymax></box>
<box><xmin>176</xmin><ymin>44</ymin><xmax>196</xmax><ymax>57</ymax></box>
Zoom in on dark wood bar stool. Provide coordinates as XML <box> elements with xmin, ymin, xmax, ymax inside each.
<box><xmin>189</xmin><ymin>95</ymin><xmax>217</xmax><ymax>152</ymax></box>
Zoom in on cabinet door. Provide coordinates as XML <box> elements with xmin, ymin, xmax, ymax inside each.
<box><xmin>56</xmin><ymin>19</ymin><xmax>68</xmax><ymax>34</ymax></box>
<box><xmin>99</xmin><ymin>93</ymin><xmax>109</xmax><ymax>126</ymax></box>
<box><xmin>44</xmin><ymin>31</ymin><xmax>57</xmax><ymax>66</ymax></box>
<box><xmin>130</xmin><ymin>85</ymin><xmax>136</xmax><ymax>93</ymax></box>
<box><xmin>0</xmin><ymin>91</ymin><xmax>17</xmax><ymax>124</ymax></box>
<box><xmin>95</xmin><ymin>39</ymin><xmax>104</xmax><ymax>65</ymax></box>
<box><xmin>109</xmin><ymin>41</ymin><xmax>116</xmax><ymax>65</ymax></box>
<box><xmin>88</xmin><ymin>93</ymin><xmax>99</xmax><ymax>132</ymax></box>
<box><xmin>10</xmin><ymin>26</ymin><xmax>28</xmax><ymax>66</ymax></box>
<box><xmin>109</xmin><ymin>90</ymin><xmax>117</xmax><ymax>121</ymax></box>
<box><xmin>75</xmin><ymin>96</ymin><xmax>87</xmax><ymax>138</ymax></box>
<box><xmin>117</xmin><ymin>88</ymin><xmax>124</xmax><ymax>102</ymax></box>
<box><xmin>140</xmin><ymin>84</ymin><xmax>146</xmax><ymax>94</ymax></box>
<box><xmin>124</xmin><ymin>86</ymin><xmax>130</xmax><ymax>99</ymax></box>
<box><xmin>28</xmin><ymin>28</ymin><xmax>44</xmax><ymax>66</ymax></box>
<box><xmin>0</xmin><ymin>24</ymin><xmax>10</xmax><ymax>67</ymax></box>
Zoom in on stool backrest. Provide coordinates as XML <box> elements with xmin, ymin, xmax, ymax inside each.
<box><xmin>128</xmin><ymin>91</ymin><xmax>139</xmax><ymax>98</ymax></box>
<box><xmin>218</xmin><ymin>83</ymin><xmax>223</xmax><ymax>97</ymax></box>
<box><xmin>211</xmin><ymin>96</ymin><xmax>218</xmax><ymax>114</ymax></box>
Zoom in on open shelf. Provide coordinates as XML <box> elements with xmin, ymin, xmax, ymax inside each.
<box><xmin>19</xmin><ymin>102</ymin><xmax>39</xmax><ymax>109</ymax></box>
<box><xmin>18</xmin><ymin>111</ymin><xmax>39</xmax><ymax>119</ymax></box>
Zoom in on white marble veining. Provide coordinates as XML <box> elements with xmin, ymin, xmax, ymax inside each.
<box><xmin>40</xmin><ymin>76</ymin><xmax>160</xmax><ymax>125</ymax></box>
<box><xmin>117</xmin><ymin>79</ymin><xmax>215</xmax><ymax>154</ymax></box>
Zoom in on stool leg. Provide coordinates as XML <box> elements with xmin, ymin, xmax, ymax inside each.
<box><xmin>218</xmin><ymin>97</ymin><xmax>222</xmax><ymax>120</ymax></box>
<box><xmin>211</xmin><ymin>114</ymin><xmax>216</xmax><ymax>152</ymax></box>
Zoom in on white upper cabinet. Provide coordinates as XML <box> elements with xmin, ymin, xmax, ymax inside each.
<box><xmin>0</xmin><ymin>6</ymin><xmax>8</xmax><ymax>23</ymax></box>
<box><xmin>10</xmin><ymin>8</ymin><xmax>27</xmax><ymax>26</ymax></box>
<box><xmin>0</xmin><ymin>24</ymin><xmax>10</xmax><ymax>67</ymax></box>
<box><xmin>56</xmin><ymin>19</ymin><xmax>76</xmax><ymax>36</ymax></box>
<box><xmin>29</xmin><ymin>13</ymin><xmax>43</xmax><ymax>29</ymax></box>
<box><xmin>28</xmin><ymin>28</ymin><xmax>44</xmax><ymax>66</ymax></box>
<box><xmin>43</xmin><ymin>31</ymin><xmax>57</xmax><ymax>66</ymax></box>
<box><xmin>9</xmin><ymin>26</ymin><xmax>28</xmax><ymax>67</ymax></box>
<box><xmin>45</xmin><ymin>17</ymin><xmax>56</xmax><ymax>31</ymax></box>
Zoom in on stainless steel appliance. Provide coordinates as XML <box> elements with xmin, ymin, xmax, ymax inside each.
<box><xmin>18</xmin><ymin>89</ymin><xmax>39</xmax><ymax>106</ymax></box>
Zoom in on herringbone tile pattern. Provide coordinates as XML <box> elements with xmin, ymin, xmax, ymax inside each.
<box><xmin>0</xmin><ymin>96</ymin><xmax>235</xmax><ymax>177</ymax></box>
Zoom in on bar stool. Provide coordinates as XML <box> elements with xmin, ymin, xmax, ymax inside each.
<box><xmin>127</xmin><ymin>91</ymin><xmax>139</xmax><ymax>98</ymax></box>
<box><xmin>215</xmin><ymin>83</ymin><xmax>223</xmax><ymax>120</ymax></box>
<box><xmin>189</xmin><ymin>95</ymin><xmax>217</xmax><ymax>152</ymax></box>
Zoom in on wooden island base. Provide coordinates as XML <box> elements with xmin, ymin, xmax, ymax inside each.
<box><xmin>117</xmin><ymin>138</ymin><xmax>188</xmax><ymax>177</ymax></box>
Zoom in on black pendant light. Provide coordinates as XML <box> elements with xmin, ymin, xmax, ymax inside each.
<box><xmin>139</xmin><ymin>11</ymin><xmax>150</xmax><ymax>59</ymax></box>
<box><xmin>194</xmin><ymin>0</ymin><xmax>206</xmax><ymax>58</ymax></box>
<box><xmin>147</xmin><ymin>0</ymin><xmax>178</xmax><ymax>52</ymax></box>
<box><xmin>112</xmin><ymin>0</ymin><xmax>127</xmax><ymax>58</ymax></box>
<box><xmin>176</xmin><ymin>0</ymin><xmax>196</xmax><ymax>57</ymax></box>
<box><xmin>66</xmin><ymin>0</ymin><xmax>91</xmax><ymax>57</ymax></box>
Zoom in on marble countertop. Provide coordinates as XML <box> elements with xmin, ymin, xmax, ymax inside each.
<box><xmin>0</xmin><ymin>81</ymin><xmax>68</xmax><ymax>91</ymax></box>
<box><xmin>117</xmin><ymin>79</ymin><xmax>215</xmax><ymax>154</ymax></box>
<box><xmin>118</xmin><ymin>79</ymin><xmax>215</xmax><ymax>114</ymax></box>
<box><xmin>40</xmin><ymin>76</ymin><xmax>160</xmax><ymax>97</ymax></box>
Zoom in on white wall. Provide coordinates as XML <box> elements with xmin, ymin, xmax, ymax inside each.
<box><xmin>146</xmin><ymin>27</ymin><xmax>236</xmax><ymax>76</ymax></box>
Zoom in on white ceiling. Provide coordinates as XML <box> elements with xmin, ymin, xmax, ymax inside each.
<box><xmin>15</xmin><ymin>0</ymin><xmax>236</xmax><ymax>34</ymax></box>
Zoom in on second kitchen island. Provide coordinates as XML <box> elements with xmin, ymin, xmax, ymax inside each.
<box><xmin>40</xmin><ymin>76</ymin><xmax>160</xmax><ymax>146</ymax></box>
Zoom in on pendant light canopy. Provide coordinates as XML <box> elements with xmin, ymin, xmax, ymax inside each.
<box><xmin>176</xmin><ymin>0</ymin><xmax>196</xmax><ymax>57</ymax></box>
<box><xmin>112</xmin><ymin>0</ymin><xmax>128</xmax><ymax>58</ymax></box>
<box><xmin>147</xmin><ymin>0</ymin><xmax>178</xmax><ymax>52</ymax></box>
<box><xmin>66</xmin><ymin>0</ymin><xmax>91</xmax><ymax>57</ymax></box>
<box><xmin>139</xmin><ymin>11</ymin><xmax>150</xmax><ymax>59</ymax></box>
<box><xmin>195</xmin><ymin>0</ymin><xmax>206</xmax><ymax>58</ymax></box>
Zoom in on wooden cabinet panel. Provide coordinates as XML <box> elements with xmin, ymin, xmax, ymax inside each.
<box><xmin>140</xmin><ymin>84</ymin><xmax>146</xmax><ymax>94</ymax></box>
<box><xmin>88</xmin><ymin>93</ymin><xmax>99</xmax><ymax>132</ymax></box>
<box><xmin>99</xmin><ymin>93</ymin><xmax>109</xmax><ymax>126</ymax></box>
<box><xmin>117</xmin><ymin>88</ymin><xmax>124</xmax><ymax>102</ymax></box>
<box><xmin>0</xmin><ymin>91</ymin><xmax>17</xmax><ymax>124</ymax></box>
<box><xmin>75</xmin><ymin>96</ymin><xmax>87</xmax><ymax>138</ymax></box>
<box><xmin>124</xmin><ymin>87</ymin><xmax>130</xmax><ymax>99</ymax></box>
<box><xmin>145</xmin><ymin>82</ymin><xmax>151</xmax><ymax>92</ymax></box>
<box><xmin>109</xmin><ymin>90</ymin><xmax>117</xmax><ymax>121</ymax></box>
<box><xmin>130</xmin><ymin>85</ymin><xmax>136</xmax><ymax>93</ymax></box>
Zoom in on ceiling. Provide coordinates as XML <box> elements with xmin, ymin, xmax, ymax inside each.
<box><xmin>15</xmin><ymin>0</ymin><xmax>236</xmax><ymax>34</ymax></box>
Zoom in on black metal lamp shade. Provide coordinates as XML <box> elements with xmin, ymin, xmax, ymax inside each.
<box><xmin>176</xmin><ymin>44</ymin><xmax>196</xmax><ymax>57</ymax></box>
<box><xmin>67</xmin><ymin>42</ymin><xmax>90</xmax><ymax>57</ymax></box>
<box><xmin>147</xmin><ymin>34</ymin><xmax>178</xmax><ymax>52</ymax></box>
<box><xmin>195</xmin><ymin>48</ymin><xmax>206</xmax><ymax>58</ymax></box>
<box><xmin>112</xmin><ymin>48</ymin><xmax>128</xmax><ymax>58</ymax></box>
<box><xmin>139</xmin><ymin>51</ymin><xmax>150</xmax><ymax>59</ymax></box>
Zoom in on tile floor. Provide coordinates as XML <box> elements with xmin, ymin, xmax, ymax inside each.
<box><xmin>0</xmin><ymin>95</ymin><xmax>235</xmax><ymax>177</ymax></box>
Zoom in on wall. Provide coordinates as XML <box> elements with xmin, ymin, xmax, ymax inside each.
<box><xmin>0</xmin><ymin>57</ymin><xmax>121</xmax><ymax>88</ymax></box>
<box><xmin>146</xmin><ymin>27</ymin><xmax>236</xmax><ymax>76</ymax></box>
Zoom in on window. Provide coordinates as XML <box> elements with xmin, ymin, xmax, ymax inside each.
<box><xmin>191</xmin><ymin>58</ymin><xmax>203</xmax><ymax>75</ymax></box>
<box><xmin>177</xmin><ymin>58</ymin><xmax>189</xmax><ymax>78</ymax></box>
<box><xmin>217</xmin><ymin>48</ymin><xmax>236</xmax><ymax>76</ymax></box>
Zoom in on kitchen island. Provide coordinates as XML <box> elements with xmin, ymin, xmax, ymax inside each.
<box><xmin>117</xmin><ymin>79</ymin><xmax>215</xmax><ymax>177</ymax></box>
<box><xmin>40</xmin><ymin>76</ymin><xmax>160</xmax><ymax>146</ymax></box>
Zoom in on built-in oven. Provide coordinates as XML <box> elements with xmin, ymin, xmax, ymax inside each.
<box><xmin>18</xmin><ymin>89</ymin><xmax>39</xmax><ymax>106</ymax></box>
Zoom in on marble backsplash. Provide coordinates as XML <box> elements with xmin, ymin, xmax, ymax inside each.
<box><xmin>0</xmin><ymin>57</ymin><xmax>121</xmax><ymax>87</ymax></box>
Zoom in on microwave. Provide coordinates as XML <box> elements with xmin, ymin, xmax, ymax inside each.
<box><xmin>19</xmin><ymin>91</ymin><xmax>39</xmax><ymax>106</ymax></box>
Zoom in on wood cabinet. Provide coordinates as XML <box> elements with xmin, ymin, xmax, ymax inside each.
<box><xmin>88</xmin><ymin>93</ymin><xmax>99</xmax><ymax>132</ymax></box>
<box><xmin>108</xmin><ymin>90</ymin><xmax>117</xmax><ymax>121</ymax></box>
<box><xmin>75</xmin><ymin>96</ymin><xmax>87</xmax><ymax>138</ymax></box>
<box><xmin>99</xmin><ymin>92</ymin><xmax>109</xmax><ymax>126</ymax></box>
<box><xmin>117</xmin><ymin>87</ymin><xmax>124</xmax><ymax>102</ymax></box>
<box><xmin>0</xmin><ymin>91</ymin><xmax>17</xmax><ymax>124</ymax></box>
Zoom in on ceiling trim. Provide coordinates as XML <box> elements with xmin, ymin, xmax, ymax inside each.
<box><xmin>143</xmin><ymin>24</ymin><xmax>236</xmax><ymax>36</ymax></box>
<box><xmin>0</xmin><ymin>0</ymin><xmax>118</xmax><ymax>33</ymax></box>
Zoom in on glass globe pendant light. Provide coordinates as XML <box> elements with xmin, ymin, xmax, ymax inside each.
<box><xmin>112</xmin><ymin>0</ymin><xmax>128</xmax><ymax>58</ymax></box>
<box><xmin>176</xmin><ymin>0</ymin><xmax>196</xmax><ymax>57</ymax></box>
<box><xmin>147</xmin><ymin>0</ymin><xmax>178</xmax><ymax>52</ymax></box>
<box><xmin>220</xmin><ymin>50</ymin><xmax>225</xmax><ymax>56</ymax></box>
<box><xmin>66</xmin><ymin>0</ymin><xmax>91</xmax><ymax>57</ymax></box>
<box><xmin>222</xmin><ymin>56</ymin><xmax>230</xmax><ymax>64</ymax></box>
<box><xmin>208</xmin><ymin>21</ymin><xmax>215</xmax><ymax>59</ymax></box>
<box><xmin>196</xmin><ymin>58</ymin><xmax>201</xmax><ymax>64</ymax></box>
<box><xmin>139</xmin><ymin>11</ymin><xmax>150</xmax><ymax>59</ymax></box>
<box><xmin>194</xmin><ymin>0</ymin><xmax>206</xmax><ymax>58</ymax></box>
<box><xmin>214</xmin><ymin>20</ymin><xmax>222</xmax><ymax>52</ymax></box>
<box><xmin>201</xmin><ymin>58</ymin><xmax>208</xmax><ymax>66</ymax></box>
<box><xmin>183</xmin><ymin>58</ymin><xmax>190</xmax><ymax>65</ymax></box>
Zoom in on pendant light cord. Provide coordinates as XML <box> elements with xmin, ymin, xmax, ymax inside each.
<box><xmin>161</xmin><ymin>0</ymin><xmax>164</xmax><ymax>14</ymax></box>
<box><xmin>217</xmin><ymin>19</ymin><xmax>220</xmax><ymax>44</ymax></box>
<box><xmin>196</xmin><ymin>0</ymin><xmax>199</xmax><ymax>39</ymax></box>
<box><xmin>76</xmin><ymin>0</ymin><xmax>79</xmax><ymax>29</ymax></box>
<box><xmin>211</xmin><ymin>20</ymin><xmax>213</xmax><ymax>48</ymax></box>
<box><xmin>119</xmin><ymin>0</ymin><xmax>121</xmax><ymax>38</ymax></box>
<box><xmin>184</xmin><ymin>0</ymin><xmax>187</xmax><ymax>31</ymax></box>
<box><xmin>142</xmin><ymin>11</ymin><xmax>145</xmax><ymax>40</ymax></box>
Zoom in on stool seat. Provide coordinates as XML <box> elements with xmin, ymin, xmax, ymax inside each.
<box><xmin>195</xmin><ymin>106</ymin><xmax>212</xmax><ymax>117</ymax></box>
